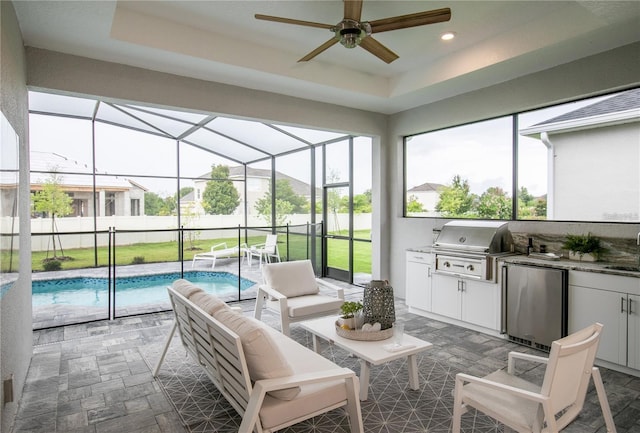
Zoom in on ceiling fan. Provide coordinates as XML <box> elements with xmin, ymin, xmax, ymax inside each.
<box><xmin>255</xmin><ymin>0</ymin><xmax>451</xmax><ymax>64</ymax></box>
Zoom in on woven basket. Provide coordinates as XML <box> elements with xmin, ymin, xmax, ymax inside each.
<box><xmin>335</xmin><ymin>321</ymin><xmax>393</xmax><ymax>341</ymax></box>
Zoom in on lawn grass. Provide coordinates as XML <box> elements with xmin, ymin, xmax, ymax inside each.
<box><xmin>4</xmin><ymin>230</ymin><xmax>372</xmax><ymax>273</ymax></box>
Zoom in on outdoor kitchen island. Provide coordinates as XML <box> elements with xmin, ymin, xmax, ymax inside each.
<box><xmin>405</xmin><ymin>220</ymin><xmax>514</xmax><ymax>337</ymax></box>
<box><xmin>407</xmin><ymin>242</ymin><xmax>640</xmax><ymax>377</ymax></box>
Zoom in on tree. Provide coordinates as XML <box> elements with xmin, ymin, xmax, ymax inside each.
<box><xmin>534</xmin><ymin>197</ymin><xmax>548</xmax><ymax>218</ymax></box>
<box><xmin>477</xmin><ymin>187</ymin><xmax>512</xmax><ymax>219</ymax></box>
<box><xmin>435</xmin><ymin>175</ymin><xmax>476</xmax><ymax>217</ymax></box>
<box><xmin>31</xmin><ymin>172</ymin><xmax>73</xmax><ymax>259</ymax></box>
<box><xmin>176</xmin><ymin>187</ymin><xmax>193</xmax><ymax>200</ymax></box>
<box><xmin>158</xmin><ymin>196</ymin><xmax>176</xmax><ymax>216</ymax></box>
<box><xmin>517</xmin><ymin>187</ymin><xmax>547</xmax><ymax>220</ymax></box>
<box><xmin>406</xmin><ymin>194</ymin><xmax>424</xmax><ymax>213</ymax></box>
<box><xmin>182</xmin><ymin>202</ymin><xmax>201</xmax><ymax>250</ymax></box>
<box><xmin>347</xmin><ymin>190</ymin><xmax>372</xmax><ymax>213</ymax></box>
<box><xmin>255</xmin><ymin>179</ymin><xmax>308</xmax><ymax>225</ymax></box>
<box><xmin>275</xmin><ymin>179</ymin><xmax>309</xmax><ymax>213</ymax></box>
<box><xmin>144</xmin><ymin>192</ymin><xmax>164</xmax><ymax>216</ymax></box>
<box><xmin>202</xmin><ymin>165</ymin><xmax>240</xmax><ymax>215</ymax></box>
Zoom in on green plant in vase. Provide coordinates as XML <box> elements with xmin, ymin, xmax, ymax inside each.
<box><xmin>562</xmin><ymin>233</ymin><xmax>606</xmax><ymax>261</ymax></box>
<box><xmin>339</xmin><ymin>301</ymin><xmax>363</xmax><ymax>330</ymax></box>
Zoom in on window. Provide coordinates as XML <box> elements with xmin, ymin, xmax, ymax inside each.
<box><xmin>105</xmin><ymin>192</ymin><xmax>116</xmax><ymax>216</ymax></box>
<box><xmin>405</xmin><ymin>88</ymin><xmax>639</xmax><ymax>222</ymax></box>
<box><xmin>405</xmin><ymin>117</ymin><xmax>513</xmax><ymax>219</ymax></box>
<box><xmin>131</xmin><ymin>199</ymin><xmax>140</xmax><ymax>216</ymax></box>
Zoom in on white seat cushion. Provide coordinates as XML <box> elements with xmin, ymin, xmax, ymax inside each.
<box><xmin>267</xmin><ymin>294</ymin><xmax>344</xmax><ymax>318</ymax></box>
<box><xmin>258</xmin><ymin>327</ymin><xmax>349</xmax><ymax>430</ymax></box>
<box><xmin>214</xmin><ymin>309</ymin><xmax>301</xmax><ymax>400</ymax></box>
<box><xmin>462</xmin><ymin>369</ymin><xmax>542</xmax><ymax>430</ymax></box>
<box><xmin>262</xmin><ymin>260</ymin><xmax>319</xmax><ymax>297</ymax></box>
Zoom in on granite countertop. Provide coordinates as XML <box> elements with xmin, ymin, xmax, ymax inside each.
<box><xmin>499</xmin><ymin>255</ymin><xmax>640</xmax><ymax>278</ymax></box>
<box><xmin>406</xmin><ymin>246</ymin><xmax>640</xmax><ymax>278</ymax></box>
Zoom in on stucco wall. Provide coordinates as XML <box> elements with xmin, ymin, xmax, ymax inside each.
<box><xmin>1</xmin><ymin>2</ymin><xmax>32</xmax><ymax>431</ymax></box>
<box><xmin>387</xmin><ymin>42</ymin><xmax>640</xmax><ymax>298</ymax></box>
<box><xmin>551</xmin><ymin>123</ymin><xmax>639</xmax><ymax>221</ymax></box>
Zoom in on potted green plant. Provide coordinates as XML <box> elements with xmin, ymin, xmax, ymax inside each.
<box><xmin>562</xmin><ymin>233</ymin><xmax>607</xmax><ymax>261</ymax></box>
<box><xmin>339</xmin><ymin>301</ymin><xmax>363</xmax><ymax>330</ymax></box>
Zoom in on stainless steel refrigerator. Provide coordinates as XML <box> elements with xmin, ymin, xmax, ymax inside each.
<box><xmin>503</xmin><ymin>264</ymin><xmax>568</xmax><ymax>351</ymax></box>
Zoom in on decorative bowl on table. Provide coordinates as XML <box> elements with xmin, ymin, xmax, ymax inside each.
<box><xmin>334</xmin><ymin>321</ymin><xmax>393</xmax><ymax>341</ymax></box>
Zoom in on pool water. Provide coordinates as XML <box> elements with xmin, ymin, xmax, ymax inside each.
<box><xmin>32</xmin><ymin>271</ymin><xmax>256</xmax><ymax>307</ymax></box>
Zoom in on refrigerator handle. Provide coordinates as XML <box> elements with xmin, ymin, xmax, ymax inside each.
<box><xmin>500</xmin><ymin>265</ymin><xmax>507</xmax><ymax>334</ymax></box>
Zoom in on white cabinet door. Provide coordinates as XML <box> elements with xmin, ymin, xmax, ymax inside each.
<box><xmin>432</xmin><ymin>274</ymin><xmax>461</xmax><ymax>319</ymax></box>
<box><xmin>406</xmin><ymin>258</ymin><xmax>432</xmax><ymax>312</ymax></box>
<box><xmin>462</xmin><ymin>280</ymin><xmax>500</xmax><ymax>330</ymax></box>
<box><xmin>628</xmin><ymin>294</ymin><xmax>640</xmax><ymax>370</ymax></box>
<box><xmin>568</xmin><ymin>285</ymin><xmax>626</xmax><ymax>365</ymax></box>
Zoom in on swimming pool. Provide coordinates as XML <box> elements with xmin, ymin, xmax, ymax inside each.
<box><xmin>32</xmin><ymin>271</ymin><xmax>256</xmax><ymax>307</ymax></box>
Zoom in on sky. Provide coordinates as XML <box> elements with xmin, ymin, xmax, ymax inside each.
<box><xmin>27</xmin><ymin>90</ymin><xmax>610</xmax><ymax>201</ymax></box>
<box><xmin>28</xmin><ymin>113</ymin><xmax>372</xmax><ymax>197</ymax></box>
<box><xmin>405</xmin><ymin>95</ymin><xmax>610</xmax><ymax>197</ymax></box>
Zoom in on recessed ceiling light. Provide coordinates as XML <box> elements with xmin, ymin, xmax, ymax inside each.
<box><xmin>441</xmin><ymin>32</ymin><xmax>456</xmax><ymax>41</ymax></box>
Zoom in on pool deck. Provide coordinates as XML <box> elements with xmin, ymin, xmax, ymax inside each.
<box><xmin>31</xmin><ymin>258</ymin><xmax>266</xmax><ymax>329</ymax></box>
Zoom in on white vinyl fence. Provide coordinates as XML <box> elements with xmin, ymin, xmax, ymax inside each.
<box><xmin>7</xmin><ymin>213</ymin><xmax>371</xmax><ymax>252</ymax></box>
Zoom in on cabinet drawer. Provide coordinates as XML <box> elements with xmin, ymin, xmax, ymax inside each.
<box><xmin>406</xmin><ymin>251</ymin><xmax>433</xmax><ymax>264</ymax></box>
<box><xmin>569</xmin><ymin>270</ymin><xmax>639</xmax><ymax>294</ymax></box>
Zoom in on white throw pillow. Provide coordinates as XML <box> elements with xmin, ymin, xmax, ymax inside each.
<box><xmin>172</xmin><ymin>279</ymin><xmax>204</xmax><ymax>299</ymax></box>
<box><xmin>214</xmin><ymin>308</ymin><xmax>300</xmax><ymax>400</ymax></box>
<box><xmin>262</xmin><ymin>260</ymin><xmax>319</xmax><ymax>298</ymax></box>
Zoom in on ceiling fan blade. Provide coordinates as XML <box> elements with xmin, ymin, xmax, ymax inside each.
<box><xmin>369</xmin><ymin>8</ymin><xmax>451</xmax><ymax>33</ymax></box>
<box><xmin>344</xmin><ymin>0</ymin><xmax>363</xmax><ymax>21</ymax></box>
<box><xmin>298</xmin><ymin>38</ymin><xmax>339</xmax><ymax>62</ymax></box>
<box><xmin>359</xmin><ymin>37</ymin><xmax>399</xmax><ymax>64</ymax></box>
<box><xmin>255</xmin><ymin>14</ymin><xmax>333</xmax><ymax>30</ymax></box>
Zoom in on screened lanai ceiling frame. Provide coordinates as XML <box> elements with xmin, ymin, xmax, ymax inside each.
<box><xmin>27</xmin><ymin>91</ymin><xmax>351</xmax><ymax>166</ymax></box>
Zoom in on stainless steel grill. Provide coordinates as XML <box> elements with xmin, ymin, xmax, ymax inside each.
<box><xmin>433</xmin><ymin>220</ymin><xmax>512</xmax><ymax>281</ymax></box>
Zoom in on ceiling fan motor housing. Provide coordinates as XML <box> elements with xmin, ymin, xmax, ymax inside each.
<box><xmin>332</xmin><ymin>19</ymin><xmax>372</xmax><ymax>48</ymax></box>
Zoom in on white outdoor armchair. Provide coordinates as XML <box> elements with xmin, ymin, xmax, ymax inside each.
<box><xmin>248</xmin><ymin>234</ymin><xmax>281</xmax><ymax>268</ymax></box>
<box><xmin>254</xmin><ymin>260</ymin><xmax>345</xmax><ymax>336</ymax></box>
<box><xmin>452</xmin><ymin>322</ymin><xmax>617</xmax><ymax>433</ymax></box>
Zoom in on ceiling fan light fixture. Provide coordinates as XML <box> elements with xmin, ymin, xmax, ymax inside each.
<box><xmin>339</xmin><ymin>28</ymin><xmax>362</xmax><ymax>48</ymax></box>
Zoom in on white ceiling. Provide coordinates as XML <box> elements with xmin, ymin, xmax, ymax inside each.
<box><xmin>13</xmin><ymin>1</ymin><xmax>640</xmax><ymax>114</ymax></box>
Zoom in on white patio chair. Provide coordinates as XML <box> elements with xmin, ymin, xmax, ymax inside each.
<box><xmin>254</xmin><ymin>260</ymin><xmax>345</xmax><ymax>336</ymax></box>
<box><xmin>248</xmin><ymin>234</ymin><xmax>281</xmax><ymax>268</ymax></box>
<box><xmin>191</xmin><ymin>242</ymin><xmax>247</xmax><ymax>269</ymax></box>
<box><xmin>452</xmin><ymin>322</ymin><xmax>617</xmax><ymax>433</ymax></box>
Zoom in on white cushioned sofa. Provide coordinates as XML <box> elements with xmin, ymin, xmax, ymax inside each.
<box><xmin>155</xmin><ymin>279</ymin><xmax>364</xmax><ymax>433</ymax></box>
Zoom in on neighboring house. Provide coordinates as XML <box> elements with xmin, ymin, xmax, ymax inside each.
<box><xmin>29</xmin><ymin>151</ymin><xmax>147</xmax><ymax>218</ymax></box>
<box><xmin>407</xmin><ymin>182</ymin><xmax>444</xmax><ymax>213</ymax></box>
<box><xmin>190</xmin><ymin>166</ymin><xmax>317</xmax><ymax>215</ymax></box>
<box><xmin>520</xmin><ymin>88</ymin><xmax>640</xmax><ymax>222</ymax></box>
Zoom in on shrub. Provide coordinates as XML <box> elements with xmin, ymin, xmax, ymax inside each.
<box><xmin>43</xmin><ymin>260</ymin><xmax>62</xmax><ymax>271</ymax></box>
<box><xmin>131</xmin><ymin>256</ymin><xmax>145</xmax><ymax>264</ymax></box>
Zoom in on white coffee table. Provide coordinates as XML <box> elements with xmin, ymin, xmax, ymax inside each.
<box><xmin>299</xmin><ymin>316</ymin><xmax>433</xmax><ymax>401</ymax></box>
